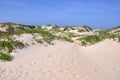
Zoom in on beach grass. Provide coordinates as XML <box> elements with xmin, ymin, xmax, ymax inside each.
<box><xmin>0</xmin><ymin>52</ymin><xmax>12</xmax><ymax>61</ymax></box>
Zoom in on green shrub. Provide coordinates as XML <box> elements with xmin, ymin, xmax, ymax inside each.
<box><xmin>0</xmin><ymin>52</ymin><xmax>12</xmax><ymax>61</ymax></box>
<box><xmin>43</xmin><ymin>37</ymin><xmax>52</xmax><ymax>44</ymax></box>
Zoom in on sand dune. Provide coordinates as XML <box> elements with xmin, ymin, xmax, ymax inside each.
<box><xmin>0</xmin><ymin>40</ymin><xmax>120</xmax><ymax>80</ymax></box>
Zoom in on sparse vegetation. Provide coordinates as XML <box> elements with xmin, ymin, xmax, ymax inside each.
<box><xmin>78</xmin><ymin>35</ymin><xmax>101</xmax><ymax>46</ymax></box>
<box><xmin>0</xmin><ymin>22</ymin><xmax>120</xmax><ymax>49</ymax></box>
<box><xmin>67</xmin><ymin>33</ymin><xmax>78</xmax><ymax>38</ymax></box>
<box><xmin>55</xmin><ymin>35</ymin><xmax>73</xmax><ymax>42</ymax></box>
<box><xmin>35</xmin><ymin>39</ymin><xmax>43</xmax><ymax>44</ymax></box>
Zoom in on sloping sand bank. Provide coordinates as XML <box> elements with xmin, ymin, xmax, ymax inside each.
<box><xmin>0</xmin><ymin>40</ymin><xmax>120</xmax><ymax>80</ymax></box>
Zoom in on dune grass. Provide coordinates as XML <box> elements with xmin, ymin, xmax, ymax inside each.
<box><xmin>78</xmin><ymin>35</ymin><xmax>102</xmax><ymax>46</ymax></box>
<box><xmin>55</xmin><ymin>35</ymin><xmax>73</xmax><ymax>42</ymax></box>
<box><xmin>0</xmin><ymin>40</ymin><xmax>24</xmax><ymax>53</ymax></box>
<box><xmin>0</xmin><ymin>52</ymin><xmax>12</xmax><ymax>61</ymax></box>
<box><xmin>1</xmin><ymin>22</ymin><xmax>120</xmax><ymax>47</ymax></box>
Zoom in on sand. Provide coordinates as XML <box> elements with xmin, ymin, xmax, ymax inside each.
<box><xmin>0</xmin><ymin>40</ymin><xmax>120</xmax><ymax>80</ymax></box>
<box><xmin>0</xmin><ymin>27</ymin><xmax>6</xmax><ymax>32</ymax></box>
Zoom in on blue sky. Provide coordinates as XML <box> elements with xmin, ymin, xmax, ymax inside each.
<box><xmin>0</xmin><ymin>0</ymin><xmax>120</xmax><ymax>29</ymax></box>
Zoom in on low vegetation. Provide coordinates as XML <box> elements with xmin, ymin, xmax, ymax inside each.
<box><xmin>0</xmin><ymin>40</ymin><xmax>24</xmax><ymax>53</ymax></box>
<box><xmin>55</xmin><ymin>35</ymin><xmax>73</xmax><ymax>42</ymax></box>
<box><xmin>0</xmin><ymin>52</ymin><xmax>12</xmax><ymax>61</ymax></box>
<box><xmin>77</xmin><ymin>30</ymin><xmax>120</xmax><ymax>46</ymax></box>
<box><xmin>78</xmin><ymin>35</ymin><xmax>102</xmax><ymax>46</ymax></box>
<box><xmin>0</xmin><ymin>22</ymin><xmax>120</xmax><ymax>51</ymax></box>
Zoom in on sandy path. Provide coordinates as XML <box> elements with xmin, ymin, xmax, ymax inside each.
<box><xmin>0</xmin><ymin>40</ymin><xmax>120</xmax><ymax>80</ymax></box>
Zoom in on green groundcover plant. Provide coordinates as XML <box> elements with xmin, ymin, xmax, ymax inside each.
<box><xmin>0</xmin><ymin>52</ymin><xmax>12</xmax><ymax>61</ymax></box>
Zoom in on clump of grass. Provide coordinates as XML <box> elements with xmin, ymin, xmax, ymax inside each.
<box><xmin>33</xmin><ymin>28</ymin><xmax>55</xmax><ymax>44</ymax></box>
<box><xmin>0</xmin><ymin>52</ymin><xmax>12</xmax><ymax>61</ymax></box>
<box><xmin>80</xmin><ymin>41</ymin><xmax>87</xmax><ymax>46</ymax></box>
<box><xmin>0</xmin><ymin>32</ymin><xmax>11</xmax><ymax>40</ymax></box>
<box><xmin>108</xmin><ymin>34</ymin><xmax>117</xmax><ymax>41</ymax></box>
<box><xmin>43</xmin><ymin>37</ymin><xmax>52</xmax><ymax>44</ymax></box>
<box><xmin>78</xmin><ymin>35</ymin><xmax>102</xmax><ymax>46</ymax></box>
<box><xmin>0</xmin><ymin>40</ymin><xmax>24</xmax><ymax>53</ymax></box>
<box><xmin>109</xmin><ymin>35</ymin><xmax>120</xmax><ymax>42</ymax></box>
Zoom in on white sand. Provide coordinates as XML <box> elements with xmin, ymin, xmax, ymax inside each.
<box><xmin>0</xmin><ymin>40</ymin><xmax>120</xmax><ymax>80</ymax></box>
<box><xmin>13</xmin><ymin>34</ymin><xmax>36</xmax><ymax>45</ymax></box>
<box><xmin>0</xmin><ymin>27</ymin><xmax>6</xmax><ymax>32</ymax></box>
